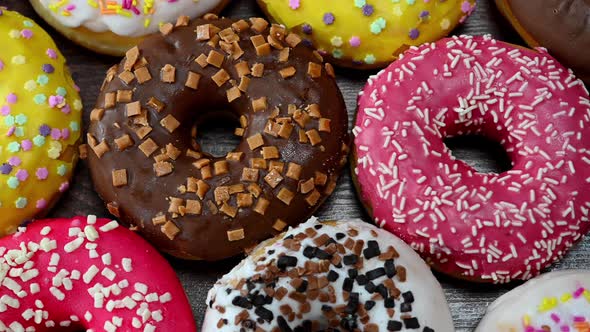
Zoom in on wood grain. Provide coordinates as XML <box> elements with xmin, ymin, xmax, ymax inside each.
<box><xmin>8</xmin><ymin>0</ymin><xmax>590</xmax><ymax>330</ymax></box>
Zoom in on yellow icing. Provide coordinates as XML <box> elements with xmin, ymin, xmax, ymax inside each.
<box><xmin>0</xmin><ymin>10</ymin><xmax>81</xmax><ymax>235</ymax></box>
<box><xmin>259</xmin><ymin>0</ymin><xmax>476</xmax><ymax>67</ymax></box>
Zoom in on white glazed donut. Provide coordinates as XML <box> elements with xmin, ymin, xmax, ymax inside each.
<box><xmin>203</xmin><ymin>217</ymin><xmax>454</xmax><ymax>332</ymax></box>
<box><xmin>29</xmin><ymin>0</ymin><xmax>230</xmax><ymax>55</ymax></box>
<box><xmin>476</xmin><ymin>270</ymin><xmax>590</xmax><ymax>332</ymax></box>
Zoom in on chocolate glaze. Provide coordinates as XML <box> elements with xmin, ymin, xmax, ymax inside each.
<box><xmin>500</xmin><ymin>0</ymin><xmax>590</xmax><ymax>84</ymax></box>
<box><xmin>87</xmin><ymin>17</ymin><xmax>350</xmax><ymax>261</ymax></box>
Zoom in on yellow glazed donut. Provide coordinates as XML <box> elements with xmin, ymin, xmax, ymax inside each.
<box><xmin>0</xmin><ymin>9</ymin><xmax>82</xmax><ymax>235</ymax></box>
<box><xmin>29</xmin><ymin>0</ymin><xmax>230</xmax><ymax>56</ymax></box>
<box><xmin>258</xmin><ymin>0</ymin><xmax>477</xmax><ymax>69</ymax></box>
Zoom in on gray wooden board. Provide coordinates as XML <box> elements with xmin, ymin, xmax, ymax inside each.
<box><xmin>5</xmin><ymin>0</ymin><xmax>590</xmax><ymax>330</ymax></box>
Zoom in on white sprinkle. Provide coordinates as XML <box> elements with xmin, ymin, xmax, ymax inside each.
<box><xmin>50</xmin><ymin>287</ymin><xmax>65</xmax><ymax>301</ymax></box>
<box><xmin>83</xmin><ymin>265</ymin><xmax>99</xmax><ymax>284</ymax></box>
<box><xmin>159</xmin><ymin>292</ymin><xmax>172</xmax><ymax>303</ymax></box>
<box><xmin>122</xmin><ymin>258</ymin><xmax>133</xmax><ymax>272</ymax></box>
<box><xmin>40</xmin><ymin>226</ymin><xmax>51</xmax><ymax>236</ymax></box>
<box><xmin>99</xmin><ymin>221</ymin><xmax>119</xmax><ymax>232</ymax></box>
<box><xmin>84</xmin><ymin>225</ymin><xmax>99</xmax><ymax>242</ymax></box>
<box><xmin>101</xmin><ymin>268</ymin><xmax>116</xmax><ymax>281</ymax></box>
<box><xmin>64</xmin><ymin>237</ymin><xmax>84</xmax><ymax>253</ymax></box>
<box><xmin>101</xmin><ymin>253</ymin><xmax>112</xmax><ymax>265</ymax></box>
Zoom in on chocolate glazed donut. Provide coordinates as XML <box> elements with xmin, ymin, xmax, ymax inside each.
<box><xmin>86</xmin><ymin>15</ymin><xmax>350</xmax><ymax>260</ymax></box>
<box><xmin>496</xmin><ymin>0</ymin><xmax>590</xmax><ymax>84</ymax></box>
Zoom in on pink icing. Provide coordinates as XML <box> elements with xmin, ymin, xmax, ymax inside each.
<box><xmin>354</xmin><ymin>35</ymin><xmax>590</xmax><ymax>283</ymax></box>
<box><xmin>0</xmin><ymin>216</ymin><xmax>196</xmax><ymax>331</ymax></box>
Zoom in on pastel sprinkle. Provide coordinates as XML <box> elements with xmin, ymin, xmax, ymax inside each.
<box><xmin>11</xmin><ymin>55</ymin><xmax>26</xmax><ymax>65</ymax></box>
<box><xmin>6</xmin><ymin>93</ymin><xmax>17</xmax><ymax>104</ymax></box>
<box><xmin>0</xmin><ymin>163</ymin><xmax>13</xmax><ymax>175</ymax></box>
<box><xmin>288</xmin><ymin>0</ymin><xmax>300</xmax><ymax>9</ymax></box>
<box><xmin>36</xmin><ymin>168</ymin><xmax>49</xmax><ymax>180</ymax></box>
<box><xmin>364</xmin><ymin>54</ymin><xmax>376</xmax><ymax>64</ymax></box>
<box><xmin>7</xmin><ymin>177</ymin><xmax>19</xmax><ymax>189</ymax></box>
<box><xmin>349</xmin><ymin>36</ymin><xmax>361</xmax><ymax>48</ymax></box>
<box><xmin>36</xmin><ymin>199</ymin><xmax>47</xmax><ymax>209</ymax></box>
<box><xmin>33</xmin><ymin>135</ymin><xmax>46</xmax><ymax>147</ymax></box>
<box><xmin>37</xmin><ymin>75</ymin><xmax>49</xmax><ymax>86</ymax></box>
<box><xmin>409</xmin><ymin>28</ymin><xmax>420</xmax><ymax>40</ymax></box>
<box><xmin>16</xmin><ymin>169</ymin><xmax>28</xmax><ymax>181</ymax></box>
<box><xmin>46</xmin><ymin>48</ymin><xmax>57</xmax><ymax>59</ymax></box>
<box><xmin>323</xmin><ymin>12</ymin><xmax>335</xmax><ymax>25</ymax></box>
<box><xmin>330</xmin><ymin>36</ymin><xmax>343</xmax><ymax>47</ymax></box>
<box><xmin>57</xmin><ymin>164</ymin><xmax>67</xmax><ymax>176</ymax></box>
<box><xmin>354</xmin><ymin>0</ymin><xmax>366</xmax><ymax>7</ymax></box>
<box><xmin>70</xmin><ymin>121</ymin><xmax>80</xmax><ymax>131</ymax></box>
<box><xmin>8</xmin><ymin>157</ymin><xmax>21</xmax><ymax>167</ymax></box>
<box><xmin>56</xmin><ymin>87</ymin><xmax>67</xmax><ymax>96</ymax></box>
<box><xmin>33</xmin><ymin>94</ymin><xmax>47</xmax><ymax>105</ymax></box>
<box><xmin>15</xmin><ymin>197</ymin><xmax>27</xmax><ymax>209</ymax></box>
<box><xmin>20</xmin><ymin>29</ymin><xmax>33</xmax><ymax>39</ymax></box>
<box><xmin>42</xmin><ymin>64</ymin><xmax>55</xmax><ymax>73</ymax></box>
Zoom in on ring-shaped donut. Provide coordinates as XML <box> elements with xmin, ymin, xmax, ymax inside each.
<box><xmin>0</xmin><ymin>10</ymin><xmax>82</xmax><ymax>236</ymax></box>
<box><xmin>0</xmin><ymin>216</ymin><xmax>196</xmax><ymax>331</ymax></box>
<box><xmin>86</xmin><ymin>15</ymin><xmax>350</xmax><ymax>261</ymax></box>
<box><xmin>496</xmin><ymin>0</ymin><xmax>590</xmax><ymax>85</ymax></box>
<box><xmin>352</xmin><ymin>35</ymin><xmax>590</xmax><ymax>283</ymax></box>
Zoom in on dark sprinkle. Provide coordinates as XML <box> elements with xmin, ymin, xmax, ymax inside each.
<box><xmin>343</xmin><ymin>254</ymin><xmax>358</xmax><ymax>266</ymax></box>
<box><xmin>294</xmin><ymin>320</ymin><xmax>313</xmax><ymax>332</ymax></box>
<box><xmin>303</xmin><ymin>246</ymin><xmax>317</xmax><ymax>258</ymax></box>
<box><xmin>314</xmin><ymin>224</ymin><xmax>323</xmax><ymax>230</ymax></box>
<box><xmin>296</xmin><ymin>279</ymin><xmax>308</xmax><ymax>293</ymax></box>
<box><xmin>363</xmin><ymin>240</ymin><xmax>381</xmax><ymax>259</ymax></box>
<box><xmin>232</xmin><ymin>296</ymin><xmax>252</xmax><ymax>309</ymax></box>
<box><xmin>400</xmin><ymin>302</ymin><xmax>412</xmax><ymax>312</ymax></box>
<box><xmin>376</xmin><ymin>284</ymin><xmax>388</xmax><ymax>299</ymax></box>
<box><xmin>278</xmin><ymin>316</ymin><xmax>293</xmax><ymax>332</ymax></box>
<box><xmin>252</xmin><ymin>294</ymin><xmax>266</xmax><ymax>306</ymax></box>
<box><xmin>254</xmin><ymin>306</ymin><xmax>274</xmax><ymax>322</ymax></box>
<box><xmin>268</xmin><ymin>250</ymin><xmax>275</xmax><ymax>255</ymax></box>
<box><xmin>335</xmin><ymin>232</ymin><xmax>346</xmax><ymax>240</ymax></box>
<box><xmin>343</xmin><ymin>277</ymin><xmax>353</xmax><ymax>292</ymax></box>
<box><xmin>387</xmin><ymin>320</ymin><xmax>403</xmax><ymax>331</ymax></box>
<box><xmin>385</xmin><ymin>260</ymin><xmax>396</xmax><ymax>278</ymax></box>
<box><xmin>347</xmin><ymin>269</ymin><xmax>358</xmax><ymax>279</ymax></box>
<box><xmin>356</xmin><ymin>274</ymin><xmax>368</xmax><ymax>286</ymax></box>
<box><xmin>364</xmin><ymin>300</ymin><xmax>376</xmax><ymax>311</ymax></box>
<box><xmin>402</xmin><ymin>291</ymin><xmax>415</xmax><ymax>303</ymax></box>
<box><xmin>364</xmin><ymin>281</ymin><xmax>376</xmax><ymax>293</ymax></box>
<box><xmin>404</xmin><ymin>318</ymin><xmax>420</xmax><ymax>329</ymax></box>
<box><xmin>285</xmin><ymin>235</ymin><xmax>294</xmax><ymax>240</ymax></box>
<box><xmin>315</xmin><ymin>248</ymin><xmax>332</xmax><ymax>260</ymax></box>
<box><xmin>246</xmin><ymin>281</ymin><xmax>255</xmax><ymax>291</ymax></box>
<box><xmin>345</xmin><ymin>292</ymin><xmax>359</xmax><ymax>314</ymax></box>
<box><xmin>321</xmin><ymin>304</ymin><xmax>333</xmax><ymax>312</ymax></box>
<box><xmin>366</xmin><ymin>267</ymin><xmax>386</xmax><ymax>280</ymax></box>
<box><xmin>340</xmin><ymin>314</ymin><xmax>358</xmax><ymax>331</ymax></box>
<box><xmin>327</xmin><ymin>270</ymin><xmax>339</xmax><ymax>282</ymax></box>
<box><xmin>277</xmin><ymin>255</ymin><xmax>298</xmax><ymax>270</ymax></box>
<box><xmin>423</xmin><ymin>327</ymin><xmax>434</xmax><ymax>332</ymax></box>
<box><xmin>242</xmin><ymin>319</ymin><xmax>256</xmax><ymax>329</ymax></box>
<box><xmin>384</xmin><ymin>297</ymin><xmax>395</xmax><ymax>308</ymax></box>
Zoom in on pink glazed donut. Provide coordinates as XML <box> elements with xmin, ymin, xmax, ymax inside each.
<box><xmin>0</xmin><ymin>216</ymin><xmax>196</xmax><ymax>331</ymax></box>
<box><xmin>352</xmin><ymin>35</ymin><xmax>590</xmax><ymax>283</ymax></box>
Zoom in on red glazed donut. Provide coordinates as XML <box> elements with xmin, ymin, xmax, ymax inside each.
<box><xmin>352</xmin><ymin>35</ymin><xmax>590</xmax><ymax>283</ymax></box>
<box><xmin>0</xmin><ymin>216</ymin><xmax>196</xmax><ymax>331</ymax></box>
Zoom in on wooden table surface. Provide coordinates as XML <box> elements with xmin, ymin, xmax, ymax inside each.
<box><xmin>8</xmin><ymin>0</ymin><xmax>590</xmax><ymax>330</ymax></box>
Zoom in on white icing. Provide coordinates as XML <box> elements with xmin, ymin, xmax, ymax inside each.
<box><xmin>203</xmin><ymin>217</ymin><xmax>454</xmax><ymax>331</ymax></box>
<box><xmin>476</xmin><ymin>270</ymin><xmax>590</xmax><ymax>332</ymax></box>
<box><xmin>38</xmin><ymin>0</ymin><xmax>224</xmax><ymax>37</ymax></box>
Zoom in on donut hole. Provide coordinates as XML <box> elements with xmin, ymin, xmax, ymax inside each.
<box><xmin>193</xmin><ymin>111</ymin><xmax>241</xmax><ymax>158</ymax></box>
<box><xmin>443</xmin><ymin>135</ymin><xmax>512</xmax><ymax>174</ymax></box>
